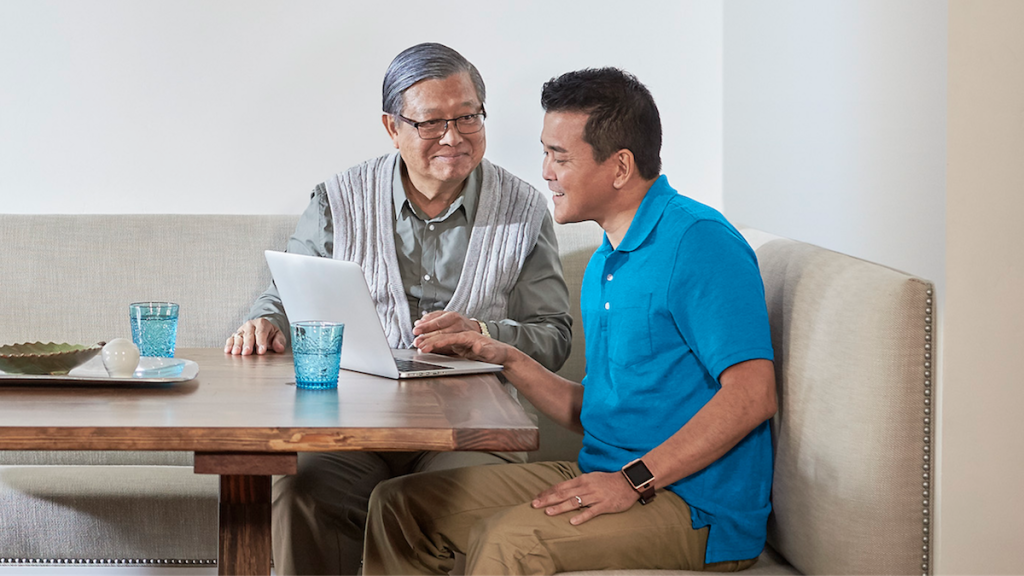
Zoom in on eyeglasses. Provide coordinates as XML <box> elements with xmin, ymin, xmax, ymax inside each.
<box><xmin>396</xmin><ymin>106</ymin><xmax>487</xmax><ymax>140</ymax></box>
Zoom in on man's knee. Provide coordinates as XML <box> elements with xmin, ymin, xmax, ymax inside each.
<box><xmin>367</xmin><ymin>472</ymin><xmax>427</xmax><ymax>521</ymax></box>
<box><xmin>469</xmin><ymin>504</ymin><xmax>543</xmax><ymax>544</ymax></box>
<box><xmin>367</xmin><ymin>474</ymin><xmax>401</xmax><ymax>511</ymax></box>
<box><xmin>368</xmin><ymin>470</ymin><xmax>480</xmax><ymax>544</ymax></box>
<box><xmin>466</xmin><ymin>504</ymin><xmax>554</xmax><ymax>574</ymax></box>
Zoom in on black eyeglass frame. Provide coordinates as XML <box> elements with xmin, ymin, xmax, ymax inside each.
<box><xmin>395</xmin><ymin>105</ymin><xmax>487</xmax><ymax>140</ymax></box>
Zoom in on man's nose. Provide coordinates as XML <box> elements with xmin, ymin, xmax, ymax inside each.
<box><xmin>438</xmin><ymin>122</ymin><xmax>464</xmax><ymax>146</ymax></box>
<box><xmin>541</xmin><ymin>154</ymin><xmax>555</xmax><ymax>181</ymax></box>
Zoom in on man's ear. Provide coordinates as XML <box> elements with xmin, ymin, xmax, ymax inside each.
<box><xmin>382</xmin><ymin>114</ymin><xmax>400</xmax><ymax>149</ymax></box>
<box><xmin>612</xmin><ymin>149</ymin><xmax>635</xmax><ymax>190</ymax></box>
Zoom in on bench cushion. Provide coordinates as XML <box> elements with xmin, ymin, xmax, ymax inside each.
<box><xmin>561</xmin><ymin>546</ymin><xmax>799</xmax><ymax>576</ymax></box>
<box><xmin>0</xmin><ymin>466</ymin><xmax>217</xmax><ymax>561</ymax></box>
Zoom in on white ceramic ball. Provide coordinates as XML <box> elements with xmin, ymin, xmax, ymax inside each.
<box><xmin>102</xmin><ymin>338</ymin><xmax>140</xmax><ymax>378</ymax></box>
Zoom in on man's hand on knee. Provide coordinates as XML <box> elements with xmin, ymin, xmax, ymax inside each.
<box><xmin>531</xmin><ymin>471</ymin><xmax>641</xmax><ymax>525</ymax></box>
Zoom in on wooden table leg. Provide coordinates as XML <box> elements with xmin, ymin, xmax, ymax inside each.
<box><xmin>194</xmin><ymin>452</ymin><xmax>298</xmax><ymax>576</ymax></box>
<box><xmin>219</xmin><ymin>475</ymin><xmax>272</xmax><ymax>576</ymax></box>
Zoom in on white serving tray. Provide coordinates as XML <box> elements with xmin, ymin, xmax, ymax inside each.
<box><xmin>0</xmin><ymin>355</ymin><xmax>199</xmax><ymax>386</ymax></box>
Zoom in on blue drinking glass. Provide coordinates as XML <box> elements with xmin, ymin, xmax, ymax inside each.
<box><xmin>129</xmin><ymin>302</ymin><xmax>179</xmax><ymax>358</ymax></box>
<box><xmin>290</xmin><ymin>321</ymin><xmax>344</xmax><ymax>390</ymax></box>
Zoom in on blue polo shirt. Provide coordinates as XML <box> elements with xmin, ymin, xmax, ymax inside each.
<box><xmin>576</xmin><ymin>175</ymin><xmax>774</xmax><ymax>564</ymax></box>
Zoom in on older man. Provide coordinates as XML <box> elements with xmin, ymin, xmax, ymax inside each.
<box><xmin>226</xmin><ymin>43</ymin><xmax>572</xmax><ymax>574</ymax></box>
<box><xmin>362</xmin><ymin>68</ymin><xmax>777</xmax><ymax>575</ymax></box>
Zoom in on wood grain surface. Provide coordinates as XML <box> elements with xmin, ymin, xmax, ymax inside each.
<box><xmin>218</xmin><ymin>475</ymin><xmax>273</xmax><ymax>576</ymax></box>
<box><xmin>0</xmin><ymin>348</ymin><xmax>538</xmax><ymax>453</ymax></box>
<box><xmin>194</xmin><ymin>452</ymin><xmax>298</xmax><ymax>476</ymax></box>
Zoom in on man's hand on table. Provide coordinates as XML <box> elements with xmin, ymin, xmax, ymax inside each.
<box><xmin>412</xmin><ymin>311</ymin><xmax>484</xmax><ymax>354</ymax></box>
<box><xmin>225</xmin><ymin>318</ymin><xmax>286</xmax><ymax>355</ymax></box>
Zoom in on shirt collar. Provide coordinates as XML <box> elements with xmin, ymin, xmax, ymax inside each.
<box><xmin>613</xmin><ymin>175</ymin><xmax>675</xmax><ymax>253</ymax></box>
<box><xmin>392</xmin><ymin>154</ymin><xmax>482</xmax><ymax>223</ymax></box>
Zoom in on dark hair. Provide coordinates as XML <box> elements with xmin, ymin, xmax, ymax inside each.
<box><xmin>541</xmin><ymin>68</ymin><xmax>662</xmax><ymax>180</ymax></box>
<box><xmin>382</xmin><ymin>43</ymin><xmax>486</xmax><ymax>116</ymax></box>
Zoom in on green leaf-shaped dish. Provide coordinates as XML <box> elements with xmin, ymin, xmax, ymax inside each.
<box><xmin>0</xmin><ymin>342</ymin><xmax>105</xmax><ymax>375</ymax></box>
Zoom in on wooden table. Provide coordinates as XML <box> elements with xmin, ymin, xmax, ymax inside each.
<box><xmin>0</xmin><ymin>348</ymin><xmax>538</xmax><ymax>575</ymax></box>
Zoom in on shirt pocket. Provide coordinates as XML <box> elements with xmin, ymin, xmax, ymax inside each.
<box><xmin>607</xmin><ymin>293</ymin><xmax>654</xmax><ymax>369</ymax></box>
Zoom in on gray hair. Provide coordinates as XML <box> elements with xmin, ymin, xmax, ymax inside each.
<box><xmin>382</xmin><ymin>43</ymin><xmax>486</xmax><ymax>117</ymax></box>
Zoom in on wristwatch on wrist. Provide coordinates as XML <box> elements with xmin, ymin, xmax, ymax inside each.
<box><xmin>621</xmin><ymin>458</ymin><xmax>656</xmax><ymax>504</ymax></box>
<box><xmin>471</xmin><ymin>318</ymin><xmax>491</xmax><ymax>339</ymax></box>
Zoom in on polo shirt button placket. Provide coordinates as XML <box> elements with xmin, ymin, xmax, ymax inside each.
<box><xmin>604</xmin><ymin>265</ymin><xmax>614</xmax><ymax>311</ymax></box>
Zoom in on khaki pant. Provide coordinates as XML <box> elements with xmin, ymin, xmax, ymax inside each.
<box><xmin>272</xmin><ymin>450</ymin><xmax>525</xmax><ymax>575</ymax></box>
<box><xmin>363</xmin><ymin>461</ymin><xmax>757</xmax><ymax>575</ymax></box>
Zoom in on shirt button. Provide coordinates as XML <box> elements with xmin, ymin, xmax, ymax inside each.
<box><xmin>428</xmin><ymin>224</ymin><xmax>436</xmax><ymax>231</ymax></box>
<box><xmin>605</xmin><ymin>302</ymin><xmax>610</xmax><ymax>310</ymax></box>
<box><xmin>424</xmin><ymin>274</ymin><xmax>431</xmax><ymax>281</ymax></box>
<box><xmin>606</xmin><ymin>274</ymin><xmax>614</xmax><ymax>281</ymax></box>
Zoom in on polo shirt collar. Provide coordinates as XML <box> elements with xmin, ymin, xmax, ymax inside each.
<box><xmin>392</xmin><ymin>154</ymin><xmax>481</xmax><ymax>223</ymax></box>
<box><xmin>614</xmin><ymin>175</ymin><xmax>674</xmax><ymax>253</ymax></box>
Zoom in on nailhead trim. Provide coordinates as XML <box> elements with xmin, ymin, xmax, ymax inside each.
<box><xmin>921</xmin><ymin>287</ymin><xmax>935</xmax><ymax>576</ymax></box>
<box><xmin>0</xmin><ymin>557</ymin><xmax>216</xmax><ymax>566</ymax></box>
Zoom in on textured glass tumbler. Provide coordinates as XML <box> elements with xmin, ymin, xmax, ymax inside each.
<box><xmin>291</xmin><ymin>321</ymin><xmax>344</xmax><ymax>390</ymax></box>
<box><xmin>129</xmin><ymin>302</ymin><xmax>179</xmax><ymax>358</ymax></box>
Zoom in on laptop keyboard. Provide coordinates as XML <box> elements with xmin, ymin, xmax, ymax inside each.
<box><xmin>394</xmin><ymin>359</ymin><xmax>454</xmax><ymax>373</ymax></box>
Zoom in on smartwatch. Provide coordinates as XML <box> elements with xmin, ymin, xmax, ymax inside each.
<box><xmin>621</xmin><ymin>458</ymin><xmax>656</xmax><ymax>504</ymax></box>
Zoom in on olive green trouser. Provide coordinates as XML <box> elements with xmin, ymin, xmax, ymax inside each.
<box><xmin>272</xmin><ymin>450</ymin><xmax>524</xmax><ymax>575</ymax></box>
<box><xmin>363</xmin><ymin>461</ymin><xmax>758</xmax><ymax>575</ymax></box>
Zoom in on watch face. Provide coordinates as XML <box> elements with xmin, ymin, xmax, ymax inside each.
<box><xmin>624</xmin><ymin>460</ymin><xmax>653</xmax><ymax>486</ymax></box>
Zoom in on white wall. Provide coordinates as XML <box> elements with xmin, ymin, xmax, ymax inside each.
<box><xmin>0</xmin><ymin>0</ymin><xmax>723</xmax><ymax>215</ymax></box>
<box><xmin>943</xmin><ymin>2</ymin><xmax>1024</xmax><ymax>573</ymax></box>
<box><xmin>722</xmin><ymin>0</ymin><xmax>946</xmax><ymax>289</ymax></box>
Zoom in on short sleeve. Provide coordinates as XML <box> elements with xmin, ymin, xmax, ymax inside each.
<box><xmin>669</xmin><ymin>220</ymin><xmax>774</xmax><ymax>380</ymax></box>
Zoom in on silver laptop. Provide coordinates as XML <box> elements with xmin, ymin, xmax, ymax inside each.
<box><xmin>264</xmin><ymin>251</ymin><xmax>503</xmax><ymax>379</ymax></box>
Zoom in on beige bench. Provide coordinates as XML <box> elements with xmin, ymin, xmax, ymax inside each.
<box><xmin>0</xmin><ymin>215</ymin><xmax>933</xmax><ymax>574</ymax></box>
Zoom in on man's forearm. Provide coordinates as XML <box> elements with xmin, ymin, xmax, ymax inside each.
<box><xmin>642</xmin><ymin>359</ymin><xmax>777</xmax><ymax>489</ymax></box>
<box><xmin>502</xmin><ymin>347</ymin><xmax>584</xmax><ymax>434</ymax></box>
<box><xmin>488</xmin><ymin>315</ymin><xmax>572</xmax><ymax>373</ymax></box>
<box><xmin>243</xmin><ymin>186</ymin><xmax>330</xmax><ymax>346</ymax></box>
<box><xmin>246</xmin><ymin>283</ymin><xmax>290</xmax><ymax>344</ymax></box>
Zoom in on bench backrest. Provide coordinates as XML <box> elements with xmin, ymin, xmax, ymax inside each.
<box><xmin>743</xmin><ymin>227</ymin><xmax>933</xmax><ymax>575</ymax></box>
<box><xmin>0</xmin><ymin>215</ymin><xmax>295</xmax><ymax>347</ymax></box>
